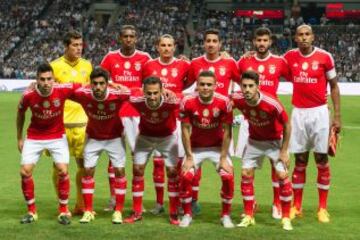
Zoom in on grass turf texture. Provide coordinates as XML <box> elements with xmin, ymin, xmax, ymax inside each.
<box><xmin>0</xmin><ymin>92</ymin><xmax>359</xmax><ymax>240</ymax></box>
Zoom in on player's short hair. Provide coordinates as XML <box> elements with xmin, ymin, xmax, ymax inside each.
<box><xmin>253</xmin><ymin>27</ymin><xmax>272</xmax><ymax>39</ymax></box>
<box><xmin>90</xmin><ymin>67</ymin><xmax>110</xmax><ymax>83</ymax></box>
<box><xmin>198</xmin><ymin>70</ymin><xmax>217</xmax><ymax>82</ymax></box>
<box><xmin>241</xmin><ymin>70</ymin><xmax>259</xmax><ymax>85</ymax></box>
<box><xmin>143</xmin><ymin>76</ymin><xmax>162</xmax><ymax>89</ymax></box>
<box><xmin>120</xmin><ymin>25</ymin><xmax>137</xmax><ymax>37</ymax></box>
<box><xmin>63</xmin><ymin>30</ymin><xmax>82</xmax><ymax>46</ymax></box>
<box><xmin>156</xmin><ymin>34</ymin><xmax>175</xmax><ymax>46</ymax></box>
<box><xmin>296</xmin><ymin>24</ymin><xmax>313</xmax><ymax>34</ymax></box>
<box><xmin>37</xmin><ymin>63</ymin><xmax>53</xmax><ymax>77</ymax></box>
<box><xmin>204</xmin><ymin>28</ymin><xmax>221</xmax><ymax>41</ymax></box>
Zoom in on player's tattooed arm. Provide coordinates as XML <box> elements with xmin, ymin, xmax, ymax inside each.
<box><xmin>329</xmin><ymin>77</ymin><xmax>341</xmax><ymax>133</ymax></box>
<box><xmin>219</xmin><ymin>123</ymin><xmax>233</xmax><ymax>174</ymax></box>
<box><xmin>16</xmin><ymin>110</ymin><xmax>26</xmax><ymax>153</ymax></box>
<box><xmin>181</xmin><ymin>122</ymin><xmax>194</xmax><ymax>172</ymax></box>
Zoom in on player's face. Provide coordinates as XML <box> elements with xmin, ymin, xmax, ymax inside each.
<box><xmin>253</xmin><ymin>35</ymin><xmax>272</xmax><ymax>54</ymax></box>
<box><xmin>197</xmin><ymin>76</ymin><xmax>216</xmax><ymax>102</ymax></box>
<box><xmin>157</xmin><ymin>37</ymin><xmax>175</xmax><ymax>59</ymax></box>
<box><xmin>65</xmin><ymin>38</ymin><xmax>83</xmax><ymax>60</ymax></box>
<box><xmin>204</xmin><ymin>34</ymin><xmax>221</xmax><ymax>55</ymax></box>
<box><xmin>37</xmin><ymin>71</ymin><xmax>54</xmax><ymax>95</ymax></box>
<box><xmin>120</xmin><ymin>29</ymin><xmax>137</xmax><ymax>50</ymax></box>
<box><xmin>144</xmin><ymin>83</ymin><xmax>162</xmax><ymax>108</ymax></box>
<box><xmin>295</xmin><ymin>27</ymin><xmax>314</xmax><ymax>49</ymax></box>
<box><xmin>241</xmin><ymin>78</ymin><xmax>258</xmax><ymax>101</ymax></box>
<box><xmin>91</xmin><ymin>76</ymin><xmax>108</xmax><ymax>99</ymax></box>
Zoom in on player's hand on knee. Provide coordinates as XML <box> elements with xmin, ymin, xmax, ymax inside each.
<box><xmin>219</xmin><ymin>159</ymin><xmax>233</xmax><ymax>174</ymax></box>
<box><xmin>279</xmin><ymin>151</ymin><xmax>290</xmax><ymax>171</ymax></box>
<box><xmin>182</xmin><ymin>156</ymin><xmax>195</xmax><ymax>173</ymax></box>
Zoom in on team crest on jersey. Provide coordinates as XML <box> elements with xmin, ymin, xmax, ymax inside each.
<box><xmin>161</xmin><ymin>68</ymin><xmax>168</xmax><ymax>76</ymax></box>
<box><xmin>152</xmin><ymin>112</ymin><xmax>159</xmax><ymax>117</ymax></box>
<box><xmin>43</xmin><ymin>100</ymin><xmax>50</xmax><ymax>108</ymax></box>
<box><xmin>134</xmin><ymin>62</ymin><xmax>141</xmax><ymax>71</ymax></box>
<box><xmin>81</xmin><ymin>70</ymin><xmax>87</xmax><ymax>77</ymax></box>
<box><xmin>259</xmin><ymin>111</ymin><xmax>267</xmax><ymax>119</ymax></box>
<box><xmin>250</xmin><ymin>110</ymin><xmax>257</xmax><ymax>117</ymax></box>
<box><xmin>302</xmin><ymin>62</ymin><xmax>309</xmax><ymax>70</ymax></box>
<box><xmin>208</xmin><ymin>67</ymin><xmax>215</xmax><ymax>73</ymax></box>
<box><xmin>124</xmin><ymin>61</ymin><xmax>131</xmax><ymax>69</ymax></box>
<box><xmin>171</xmin><ymin>68</ymin><xmax>178</xmax><ymax>78</ymax></box>
<box><xmin>109</xmin><ymin>103</ymin><xmax>116</xmax><ymax>111</ymax></box>
<box><xmin>162</xmin><ymin>111</ymin><xmax>169</xmax><ymax>118</ymax></box>
<box><xmin>312</xmin><ymin>61</ymin><xmax>319</xmax><ymax>70</ymax></box>
<box><xmin>203</xmin><ymin>109</ymin><xmax>210</xmax><ymax>117</ymax></box>
<box><xmin>219</xmin><ymin>67</ymin><xmax>226</xmax><ymax>76</ymax></box>
<box><xmin>53</xmin><ymin>99</ymin><xmax>60</xmax><ymax>107</ymax></box>
<box><xmin>269</xmin><ymin>65</ymin><xmax>276</xmax><ymax>74</ymax></box>
<box><xmin>213</xmin><ymin>107</ymin><xmax>220</xmax><ymax>117</ymax></box>
<box><xmin>258</xmin><ymin>65</ymin><xmax>265</xmax><ymax>73</ymax></box>
<box><xmin>97</xmin><ymin>103</ymin><xmax>105</xmax><ymax>110</ymax></box>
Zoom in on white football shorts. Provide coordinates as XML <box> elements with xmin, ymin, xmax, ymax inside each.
<box><xmin>290</xmin><ymin>105</ymin><xmax>329</xmax><ymax>154</ymax></box>
<box><xmin>84</xmin><ymin>137</ymin><xmax>126</xmax><ymax>168</ymax></box>
<box><xmin>21</xmin><ymin>135</ymin><xmax>69</xmax><ymax>165</ymax></box>
<box><xmin>242</xmin><ymin>138</ymin><xmax>286</xmax><ymax>173</ymax></box>
<box><xmin>134</xmin><ymin>133</ymin><xmax>178</xmax><ymax>167</ymax></box>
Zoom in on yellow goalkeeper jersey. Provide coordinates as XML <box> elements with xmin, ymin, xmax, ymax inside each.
<box><xmin>50</xmin><ymin>56</ymin><xmax>92</xmax><ymax>124</ymax></box>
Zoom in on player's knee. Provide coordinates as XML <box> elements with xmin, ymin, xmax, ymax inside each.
<box><xmin>276</xmin><ymin>171</ymin><xmax>288</xmax><ymax>180</ymax></box>
<box><xmin>75</xmin><ymin>157</ymin><xmax>84</xmax><ymax>168</ymax></box>
<box><xmin>295</xmin><ymin>153</ymin><xmax>309</xmax><ymax>164</ymax></box>
<box><xmin>114</xmin><ymin>167</ymin><xmax>125</xmax><ymax>177</ymax></box>
<box><xmin>314</xmin><ymin>153</ymin><xmax>328</xmax><ymax>164</ymax></box>
<box><xmin>241</xmin><ymin>168</ymin><xmax>254</xmax><ymax>178</ymax></box>
<box><xmin>84</xmin><ymin>167</ymin><xmax>95</xmax><ymax>177</ymax></box>
<box><xmin>166</xmin><ymin>167</ymin><xmax>177</xmax><ymax>178</ymax></box>
<box><xmin>133</xmin><ymin>164</ymin><xmax>145</xmax><ymax>176</ymax></box>
<box><xmin>20</xmin><ymin>167</ymin><xmax>32</xmax><ymax>178</ymax></box>
<box><xmin>56</xmin><ymin>164</ymin><xmax>68</xmax><ymax>175</ymax></box>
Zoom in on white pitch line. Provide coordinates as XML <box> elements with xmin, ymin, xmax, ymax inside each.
<box><xmin>343</xmin><ymin>126</ymin><xmax>360</xmax><ymax>130</ymax></box>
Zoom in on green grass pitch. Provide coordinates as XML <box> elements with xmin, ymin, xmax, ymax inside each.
<box><xmin>0</xmin><ymin>92</ymin><xmax>359</xmax><ymax>240</ymax></box>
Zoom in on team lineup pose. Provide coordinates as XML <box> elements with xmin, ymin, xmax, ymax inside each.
<box><xmin>17</xmin><ymin>63</ymin><xmax>81</xmax><ymax>225</ymax></box>
<box><xmin>101</xmin><ymin>25</ymin><xmax>151</xmax><ymax>211</ymax></box>
<box><xmin>17</xmin><ymin>24</ymin><xmax>340</xmax><ymax>230</ymax></box>
<box><xmin>123</xmin><ymin>77</ymin><xmax>181</xmax><ymax>225</ymax></box>
<box><xmin>186</xmin><ymin>29</ymin><xmax>240</xmax><ymax>214</ymax></box>
<box><xmin>284</xmin><ymin>24</ymin><xmax>341</xmax><ymax>223</ymax></box>
<box><xmin>232</xmin><ymin>70</ymin><xmax>293</xmax><ymax>231</ymax></box>
<box><xmin>142</xmin><ymin>34</ymin><xmax>190</xmax><ymax>215</ymax></box>
<box><xmin>50</xmin><ymin>30</ymin><xmax>92</xmax><ymax>215</ymax></box>
<box><xmin>237</xmin><ymin>27</ymin><xmax>290</xmax><ymax>219</ymax></box>
<box><xmin>179</xmin><ymin>71</ymin><xmax>234</xmax><ymax>228</ymax></box>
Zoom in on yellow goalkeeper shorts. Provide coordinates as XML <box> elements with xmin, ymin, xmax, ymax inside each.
<box><xmin>65</xmin><ymin>126</ymin><xmax>86</xmax><ymax>159</ymax></box>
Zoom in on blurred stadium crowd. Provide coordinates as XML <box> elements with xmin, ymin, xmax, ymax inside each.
<box><xmin>0</xmin><ymin>0</ymin><xmax>359</xmax><ymax>82</ymax></box>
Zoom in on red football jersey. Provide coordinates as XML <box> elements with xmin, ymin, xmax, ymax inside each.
<box><xmin>283</xmin><ymin>47</ymin><xmax>336</xmax><ymax>108</ymax></box>
<box><xmin>188</xmin><ymin>55</ymin><xmax>240</xmax><ymax>96</ymax></box>
<box><xmin>180</xmin><ymin>93</ymin><xmax>233</xmax><ymax>148</ymax></box>
<box><xmin>71</xmin><ymin>86</ymin><xmax>130</xmax><ymax>140</ymax></box>
<box><xmin>238</xmin><ymin>53</ymin><xmax>289</xmax><ymax>97</ymax></box>
<box><xmin>100</xmin><ymin>49</ymin><xmax>151</xmax><ymax>117</ymax></box>
<box><xmin>142</xmin><ymin>57</ymin><xmax>190</xmax><ymax>94</ymax></box>
<box><xmin>18</xmin><ymin>83</ymin><xmax>80</xmax><ymax>140</ymax></box>
<box><xmin>129</xmin><ymin>90</ymin><xmax>179</xmax><ymax>137</ymax></box>
<box><xmin>232</xmin><ymin>91</ymin><xmax>288</xmax><ymax>141</ymax></box>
